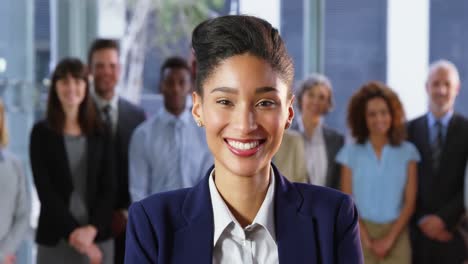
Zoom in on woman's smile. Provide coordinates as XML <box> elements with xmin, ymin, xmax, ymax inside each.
<box><xmin>224</xmin><ymin>138</ymin><xmax>267</xmax><ymax>157</ymax></box>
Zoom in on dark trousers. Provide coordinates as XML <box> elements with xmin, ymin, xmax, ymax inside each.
<box><xmin>114</xmin><ymin>232</ymin><xmax>126</xmax><ymax>264</ymax></box>
<box><xmin>460</xmin><ymin>214</ymin><xmax>468</xmax><ymax>261</ymax></box>
<box><xmin>410</xmin><ymin>225</ymin><xmax>466</xmax><ymax>264</ymax></box>
<box><xmin>112</xmin><ymin>210</ymin><xmax>128</xmax><ymax>264</ymax></box>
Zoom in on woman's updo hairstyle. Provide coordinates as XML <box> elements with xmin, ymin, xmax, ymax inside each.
<box><xmin>191</xmin><ymin>15</ymin><xmax>294</xmax><ymax>97</ymax></box>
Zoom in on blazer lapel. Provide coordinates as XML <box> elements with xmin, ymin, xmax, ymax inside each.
<box><xmin>117</xmin><ymin>98</ymin><xmax>135</xmax><ymax>144</ymax></box>
<box><xmin>274</xmin><ymin>165</ymin><xmax>320</xmax><ymax>264</ymax></box>
<box><xmin>57</xmin><ymin>134</ymin><xmax>73</xmax><ymax>194</ymax></box>
<box><xmin>116</xmin><ymin>98</ymin><xmax>125</xmax><ymax>134</ymax></box>
<box><xmin>171</xmin><ymin>165</ymin><xmax>322</xmax><ymax>263</ymax></box>
<box><xmin>172</xmin><ymin>171</ymin><xmax>214</xmax><ymax>263</ymax></box>
<box><xmin>116</xmin><ymin>99</ymin><xmax>128</xmax><ymax>149</ymax></box>
<box><xmin>434</xmin><ymin>113</ymin><xmax>462</xmax><ymax>182</ymax></box>
<box><xmin>86</xmin><ymin>135</ymin><xmax>98</xmax><ymax>206</ymax></box>
<box><xmin>439</xmin><ymin>114</ymin><xmax>459</xmax><ymax>166</ymax></box>
<box><xmin>417</xmin><ymin>115</ymin><xmax>432</xmax><ymax>164</ymax></box>
<box><xmin>322</xmin><ymin>128</ymin><xmax>334</xmax><ymax>187</ymax></box>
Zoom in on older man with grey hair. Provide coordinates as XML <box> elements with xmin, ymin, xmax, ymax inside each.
<box><xmin>407</xmin><ymin>59</ymin><xmax>468</xmax><ymax>263</ymax></box>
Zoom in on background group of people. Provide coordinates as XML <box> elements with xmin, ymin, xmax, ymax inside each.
<box><xmin>275</xmin><ymin>60</ymin><xmax>468</xmax><ymax>263</ymax></box>
<box><xmin>0</xmin><ymin>32</ymin><xmax>467</xmax><ymax>264</ymax></box>
<box><xmin>1</xmin><ymin>39</ymin><xmax>146</xmax><ymax>264</ymax></box>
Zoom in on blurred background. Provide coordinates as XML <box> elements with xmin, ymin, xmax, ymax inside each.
<box><xmin>1</xmin><ymin>0</ymin><xmax>468</xmax><ymax>263</ymax></box>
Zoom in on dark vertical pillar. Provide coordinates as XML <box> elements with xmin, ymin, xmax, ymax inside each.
<box><xmin>430</xmin><ymin>0</ymin><xmax>468</xmax><ymax>116</ymax></box>
<box><xmin>323</xmin><ymin>0</ymin><xmax>387</xmax><ymax>133</ymax></box>
<box><xmin>280</xmin><ymin>0</ymin><xmax>304</xmax><ymax>83</ymax></box>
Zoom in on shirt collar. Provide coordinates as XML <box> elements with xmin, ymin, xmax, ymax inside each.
<box><xmin>92</xmin><ymin>86</ymin><xmax>119</xmax><ymax>111</ymax></box>
<box><xmin>252</xmin><ymin>168</ymin><xmax>276</xmax><ymax>241</ymax></box>
<box><xmin>209</xmin><ymin>167</ymin><xmax>276</xmax><ymax>246</ymax></box>
<box><xmin>297</xmin><ymin>116</ymin><xmax>323</xmax><ymax>137</ymax></box>
<box><xmin>427</xmin><ymin>110</ymin><xmax>453</xmax><ymax>128</ymax></box>
<box><xmin>159</xmin><ymin>107</ymin><xmax>192</xmax><ymax>125</ymax></box>
<box><xmin>365</xmin><ymin>140</ymin><xmax>389</xmax><ymax>151</ymax></box>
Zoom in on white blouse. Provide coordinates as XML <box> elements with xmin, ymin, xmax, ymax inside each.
<box><xmin>209</xmin><ymin>168</ymin><xmax>278</xmax><ymax>264</ymax></box>
<box><xmin>299</xmin><ymin>121</ymin><xmax>328</xmax><ymax>186</ymax></box>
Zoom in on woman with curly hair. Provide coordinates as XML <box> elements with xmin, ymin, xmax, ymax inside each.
<box><xmin>337</xmin><ymin>81</ymin><xmax>420</xmax><ymax>263</ymax></box>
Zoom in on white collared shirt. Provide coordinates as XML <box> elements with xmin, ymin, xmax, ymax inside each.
<box><xmin>91</xmin><ymin>86</ymin><xmax>119</xmax><ymax>133</ymax></box>
<box><xmin>299</xmin><ymin>119</ymin><xmax>328</xmax><ymax>186</ymax></box>
<box><xmin>426</xmin><ymin>110</ymin><xmax>453</xmax><ymax>144</ymax></box>
<box><xmin>208</xmin><ymin>168</ymin><xmax>278</xmax><ymax>264</ymax></box>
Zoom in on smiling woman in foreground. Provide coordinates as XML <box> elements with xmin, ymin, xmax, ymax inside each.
<box><xmin>124</xmin><ymin>15</ymin><xmax>363</xmax><ymax>264</ymax></box>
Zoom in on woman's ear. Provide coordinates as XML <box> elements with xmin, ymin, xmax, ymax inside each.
<box><xmin>285</xmin><ymin>95</ymin><xmax>295</xmax><ymax>129</ymax></box>
<box><xmin>192</xmin><ymin>92</ymin><xmax>204</xmax><ymax>125</ymax></box>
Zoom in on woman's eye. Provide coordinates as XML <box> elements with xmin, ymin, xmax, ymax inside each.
<box><xmin>257</xmin><ymin>100</ymin><xmax>276</xmax><ymax>107</ymax></box>
<box><xmin>216</xmin><ymin>99</ymin><xmax>232</xmax><ymax>106</ymax></box>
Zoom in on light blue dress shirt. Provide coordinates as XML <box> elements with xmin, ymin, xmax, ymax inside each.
<box><xmin>336</xmin><ymin>141</ymin><xmax>420</xmax><ymax>223</ymax></box>
<box><xmin>129</xmin><ymin>108</ymin><xmax>213</xmax><ymax>202</ymax></box>
<box><xmin>426</xmin><ymin>111</ymin><xmax>453</xmax><ymax>144</ymax></box>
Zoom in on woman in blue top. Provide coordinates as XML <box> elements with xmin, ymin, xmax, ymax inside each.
<box><xmin>337</xmin><ymin>81</ymin><xmax>420</xmax><ymax>264</ymax></box>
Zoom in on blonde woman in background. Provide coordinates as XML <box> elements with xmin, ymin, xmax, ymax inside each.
<box><xmin>0</xmin><ymin>98</ymin><xmax>30</xmax><ymax>264</ymax></box>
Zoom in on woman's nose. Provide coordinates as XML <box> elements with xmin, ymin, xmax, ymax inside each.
<box><xmin>232</xmin><ymin>104</ymin><xmax>258</xmax><ymax>134</ymax></box>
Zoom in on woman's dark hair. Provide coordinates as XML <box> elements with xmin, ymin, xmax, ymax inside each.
<box><xmin>191</xmin><ymin>15</ymin><xmax>294</xmax><ymax>96</ymax></box>
<box><xmin>347</xmin><ymin>81</ymin><xmax>406</xmax><ymax>145</ymax></box>
<box><xmin>46</xmin><ymin>58</ymin><xmax>100</xmax><ymax>135</ymax></box>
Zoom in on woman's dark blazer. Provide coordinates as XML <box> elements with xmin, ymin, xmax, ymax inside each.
<box><xmin>29</xmin><ymin>120</ymin><xmax>115</xmax><ymax>246</ymax></box>
<box><xmin>125</xmin><ymin>164</ymin><xmax>363</xmax><ymax>263</ymax></box>
<box><xmin>323</xmin><ymin>126</ymin><xmax>345</xmax><ymax>189</ymax></box>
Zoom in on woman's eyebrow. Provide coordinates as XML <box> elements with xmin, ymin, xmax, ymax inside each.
<box><xmin>210</xmin><ymin>86</ymin><xmax>278</xmax><ymax>94</ymax></box>
<box><xmin>210</xmin><ymin>87</ymin><xmax>237</xmax><ymax>94</ymax></box>
<box><xmin>255</xmin><ymin>86</ymin><xmax>278</xmax><ymax>94</ymax></box>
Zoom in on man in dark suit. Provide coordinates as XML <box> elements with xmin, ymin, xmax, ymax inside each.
<box><xmin>407</xmin><ymin>60</ymin><xmax>468</xmax><ymax>263</ymax></box>
<box><xmin>88</xmin><ymin>39</ymin><xmax>146</xmax><ymax>264</ymax></box>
